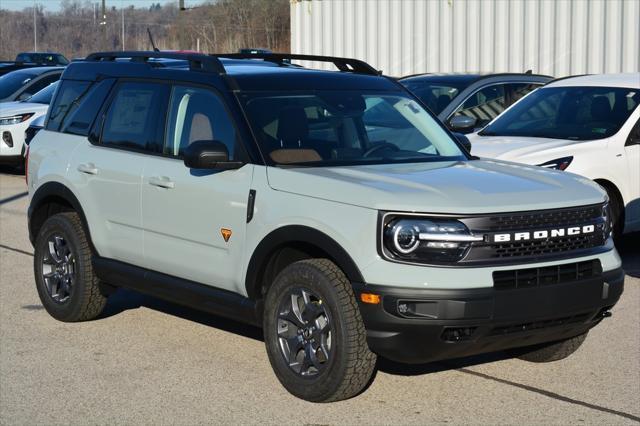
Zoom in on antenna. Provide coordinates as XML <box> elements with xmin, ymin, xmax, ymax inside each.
<box><xmin>147</xmin><ymin>28</ymin><xmax>159</xmax><ymax>52</ymax></box>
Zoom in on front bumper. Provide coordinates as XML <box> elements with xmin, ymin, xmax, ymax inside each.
<box><xmin>354</xmin><ymin>267</ymin><xmax>624</xmax><ymax>364</ymax></box>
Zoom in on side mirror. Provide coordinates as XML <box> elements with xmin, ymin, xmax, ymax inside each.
<box><xmin>448</xmin><ymin>115</ymin><xmax>477</xmax><ymax>133</ymax></box>
<box><xmin>183</xmin><ymin>140</ymin><xmax>243</xmax><ymax>170</ymax></box>
<box><xmin>452</xmin><ymin>132</ymin><xmax>472</xmax><ymax>153</ymax></box>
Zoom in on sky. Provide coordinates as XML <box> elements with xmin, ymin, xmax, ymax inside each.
<box><xmin>0</xmin><ymin>0</ymin><xmax>200</xmax><ymax>12</ymax></box>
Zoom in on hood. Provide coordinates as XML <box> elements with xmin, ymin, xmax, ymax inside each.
<box><xmin>467</xmin><ymin>134</ymin><xmax>588</xmax><ymax>161</ymax></box>
<box><xmin>266</xmin><ymin>160</ymin><xmax>606</xmax><ymax>214</ymax></box>
<box><xmin>0</xmin><ymin>101</ymin><xmax>49</xmax><ymax>117</ymax></box>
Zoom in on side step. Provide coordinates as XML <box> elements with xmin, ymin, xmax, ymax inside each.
<box><xmin>93</xmin><ymin>256</ymin><xmax>261</xmax><ymax>326</ymax></box>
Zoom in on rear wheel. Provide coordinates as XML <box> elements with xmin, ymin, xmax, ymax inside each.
<box><xmin>263</xmin><ymin>259</ymin><xmax>376</xmax><ymax>402</ymax></box>
<box><xmin>34</xmin><ymin>212</ymin><xmax>107</xmax><ymax>322</ymax></box>
<box><xmin>508</xmin><ymin>332</ymin><xmax>588</xmax><ymax>363</ymax></box>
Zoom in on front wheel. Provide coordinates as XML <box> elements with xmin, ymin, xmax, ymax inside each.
<box><xmin>263</xmin><ymin>259</ymin><xmax>377</xmax><ymax>402</ymax></box>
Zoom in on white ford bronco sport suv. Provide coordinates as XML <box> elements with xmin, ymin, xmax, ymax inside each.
<box><xmin>27</xmin><ymin>52</ymin><xmax>624</xmax><ymax>402</ymax></box>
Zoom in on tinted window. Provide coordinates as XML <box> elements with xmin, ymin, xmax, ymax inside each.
<box><xmin>62</xmin><ymin>79</ymin><xmax>114</xmax><ymax>136</ymax></box>
<box><xmin>242</xmin><ymin>91</ymin><xmax>464</xmax><ymax>166</ymax></box>
<box><xmin>25</xmin><ymin>81</ymin><xmax>58</xmax><ymax>104</ymax></box>
<box><xmin>481</xmin><ymin>86</ymin><xmax>640</xmax><ymax>140</ymax></box>
<box><xmin>101</xmin><ymin>82</ymin><xmax>168</xmax><ymax>152</ymax></box>
<box><xmin>165</xmin><ymin>86</ymin><xmax>237</xmax><ymax>158</ymax></box>
<box><xmin>20</xmin><ymin>73</ymin><xmax>61</xmax><ymax>98</ymax></box>
<box><xmin>0</xmin><ymin>69</ymin><xmax>41</xmax><ymax>98</ymax></box>
<box><xmin>506</xmin><ymin>83</ymin><xmax>541</xmax><ymax>106</ymax></box>
<box><xmin>46</xmin><ymin>80</ymin><xmax>91</xmax><ymax>131</ymax></box>
<box><xmin>452</xmin><ymin>84</ymin><xmax>506</xmax><ymax>127</ymax></box>
<box><xmin>402</xmin><ymin>81</ymin><xmax>466</xmax><ymax>115</ymax></box>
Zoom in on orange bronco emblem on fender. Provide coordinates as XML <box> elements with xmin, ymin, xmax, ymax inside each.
<box><xmin>221</xmin><ymin>228</ymin><xmax>232</xmax><ymax>242</ymax></box>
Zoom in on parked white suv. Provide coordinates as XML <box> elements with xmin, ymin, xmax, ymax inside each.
<box><xmin>27</xmin><ymin>52</ymin><xmax>624</xmax><ymax>402</ymax></box>
<box><xmin>468</xmin><ymin>73</ymin><xmax>640</xmax><ymax>238</ymax></box>
<box><xmin>0</xmin><ymin>81</ymin><xmax>57</xmax><ymax>168</ymax></box>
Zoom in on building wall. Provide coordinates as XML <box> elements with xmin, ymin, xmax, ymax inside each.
<box><xmin>290</xmin><ymin>0</ymin><xmax>640</xmax><ymax>77</ymax></box>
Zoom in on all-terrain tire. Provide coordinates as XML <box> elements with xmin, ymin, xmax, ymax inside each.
<box><xmin>509</xmin><ymin>332</ymin><xmax>588</xmax><ymax>363</ymax></box>
<box><xmin>34</xmin><ymin>212</ymin><xmax>107</xmax><ymax>322</ymax></box>
<box><xmin>263</xmin><ymin>258</ymin><xmax>377</xmax><ymax>402</ymax></box>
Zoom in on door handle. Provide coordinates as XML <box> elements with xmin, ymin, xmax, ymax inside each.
<box><xmin>77</xmin><ymin>163</ymin><xmax>98</xmax><ymax>175</ymax></box>
<box><xmin>148</xmin><ymin>176</ymin><xmax>175</xmax><ymax>189</ymax></box>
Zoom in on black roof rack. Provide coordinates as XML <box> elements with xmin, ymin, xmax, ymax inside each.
<box><xmin>84</xmin><ymin>51</ymin><xmax>381</xmax><ymax>76</ymax></box>
<box><xmin>217</xmin><ymin>53</ymin><xmax>381</xmax><ymax>76</ymax></box>
<box><xmin>85</xmin><ymin>51</ymin><xmax>226</xmax><ymax>74</ymax></box>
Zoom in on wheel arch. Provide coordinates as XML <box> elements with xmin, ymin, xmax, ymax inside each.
<box><xmin>244</xmin><ymin>225</ymin><xmax>365</xmax><ymax>300</ymax></box>
<box><xmin>28</xmin><ymin>182</ymin><xmax>95</xmax><ymax>252</ymax></box>
<box><xmin>594</xmin><ymin>178</ymin><xmax>626</xmax><ymax>231</ymax></box>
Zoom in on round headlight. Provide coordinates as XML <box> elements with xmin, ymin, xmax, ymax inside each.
<box><xmin>392</xmin><ymin>222</ymin><xmax>420</xmax><ymax>254</ymax></box>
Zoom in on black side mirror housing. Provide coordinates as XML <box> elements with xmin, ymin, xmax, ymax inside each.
<box><xmin>183</xmin><ymin>140</ymin><xmax>243</xmax><ymax>170</ymax></box>
<box><xmin>448</xmin><ymin>115</ymin><xmax>477</xmax><ymax>134</ymax></box>
<box><xmin>452</xmin><ymin>132</ymin><xmax>472</xmax><ymax>153</ymax></box>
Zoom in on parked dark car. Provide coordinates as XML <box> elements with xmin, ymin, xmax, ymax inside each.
<box><xmin>399</xmin><ymin>73</ymin><xmax>553</xmax><ymax>133</ymax></box>
<box><xmin>0</xmin><ymin>67</ymin><xmax>64</xmax><ymax>102</ymax></box>
<box><xmin>15</xmin><ymin>52</ymin><xmax>69</xmax><ymax>66</ymax></box>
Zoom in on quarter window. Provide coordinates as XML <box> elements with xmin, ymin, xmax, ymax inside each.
<box><xmin>101</xmin><ymin>82</ymin><xmax>168</xmax><ymax>153</ymax></box>
<box><xmin>165</xmin><ymin>86</ymin><xmax>237</xmax><ymax>158</ymax></box>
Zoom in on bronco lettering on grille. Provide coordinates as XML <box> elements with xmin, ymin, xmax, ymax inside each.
<box><xmin>492</xmin><ymin>224</ymin><xmax>596</xmax><ymax>243</ymax></box>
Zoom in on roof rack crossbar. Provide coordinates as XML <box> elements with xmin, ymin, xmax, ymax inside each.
<box><xmin>85</xmin><ymin>51</ymin><xmax>226</xmax><ymax>74</ymax></box>
<box><xmin>216</xmin><ymin>53</ymin><xmax>381</xmax><ymax>76</ymax></box>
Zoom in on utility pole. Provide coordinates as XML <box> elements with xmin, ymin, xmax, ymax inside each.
<box><xmin>121</xmin><ymin>1</ymin><xmax>125</xmax><ymax>51</ymax></box>
<box><xmin>33</xmin><ymin>1</ymin><xmax>37</xmax><ymax>51</ymax></box>
<box><xmin>100</xmin><ymin>0</ymin><xmax>107</xmax><ymax>50</ymax></box>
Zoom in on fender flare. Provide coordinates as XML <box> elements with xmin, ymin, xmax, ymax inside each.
<box><xmin>244</xmin><ymin>225</ymin><xmax>365</xmax><ymax>299</ymax></box>
<box><xmin>28</xmin><ymin>182</ymin><xmax>94</xmax><ymax>250</ymax></box>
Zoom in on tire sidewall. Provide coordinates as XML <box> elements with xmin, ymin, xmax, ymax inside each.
<box><xmin>263</xmin><ymin>261</ymin><xmax>355</xmax><ymax>402</ymax></box>
<box><xmin>33</xmin><ymin>214</ymin><xmax>89</xmax><ymax>321</ymax></box>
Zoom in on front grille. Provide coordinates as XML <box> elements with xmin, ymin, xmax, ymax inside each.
<box><xmin>479</xmin><ymin>205</ymin><xmax>602</xmax><ymax>231</ymax></box>
<box><xmin>489</xmin><ymin>312</ymin><xmax>592</xmax><ymax>336</ymax></box>
<box><xmin>459</xmin><ymin>203</ymin><xmax>609</xmax><ymax>264</ymax></box>
<box><xmin>489</xmin><ymin>233</ymin><xmax>605</xmax><ymax>259</ymax></box>
<box><xmin>493</xmin><ymin>259</ymin><xmax>602</xmax><ymax>290</ymax></box>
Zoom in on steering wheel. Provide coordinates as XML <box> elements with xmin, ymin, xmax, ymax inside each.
<box><xmin>363</xmin><ymin>142</ymin><xmax>400</xmax><ymax>158</ymax></box>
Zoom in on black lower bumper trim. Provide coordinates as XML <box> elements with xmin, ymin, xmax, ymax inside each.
<box><xmin>354</xmin><ymin>267</ymin><xmax>624</xmax><ymax>364</ymax></box>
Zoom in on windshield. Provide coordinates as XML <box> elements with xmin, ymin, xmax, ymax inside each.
<box><xmin>480</xmin><ymin>86</ymin><xmax>640</xmax><ymax>140</ymax></box>
<box><xmin>0</xmin><ymin>70</ymin><xmax>39</xmax><ymax>98</ymax></box>
<box><xmin>24</xmin><ymin>81</ymin><xmax>58</xmax><ymax>104</ymax></box>
<box><xmin>240</xmin><ymin>91</ymin><xmax>466</xmax><ymax>167</ymax></box>
<box><xmin>401</xmin><ymin>80</ymin><xmax>468</xmax><ymax>115</ymax></box>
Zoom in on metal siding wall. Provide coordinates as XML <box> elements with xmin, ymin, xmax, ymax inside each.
<box><xmin>290</xmin><ymin>0</ymin><xmax>640</xmax><ymax>77</ymax></box>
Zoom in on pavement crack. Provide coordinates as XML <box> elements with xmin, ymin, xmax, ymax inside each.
<box><xmin>456</xmin><ymin>367</ymin><xmax>640</xmax><ymax>422</ymax></box>
<box><xmin>0</xmin><ymin>244</ymin><xmax>33</xmax><ymax>257</ymax></box>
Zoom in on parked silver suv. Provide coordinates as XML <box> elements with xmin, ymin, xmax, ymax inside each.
<box><xmin>27</xmin><ymin>52</ymin><xmax>624</xmax><ymax>402</ymax></box>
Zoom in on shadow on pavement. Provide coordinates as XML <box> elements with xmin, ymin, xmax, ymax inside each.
<box><xmin>0</xmin><ymin>165</ymin><xmax>25</xmax><ymax>176</ymax></box>
<box><xmin>101</xmin><ymin>288</ymin><xmax>264</xmax><ymax>342</ymax></box>
<box><xmin>617</xmin><ymin>232</ymin><xmax>639</xmax><ymax>278</ymax></box>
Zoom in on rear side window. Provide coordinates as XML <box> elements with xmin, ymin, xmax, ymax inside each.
<box><xmin>100</xmin><ymin>82</ymin><xmax>169</xmax><ymax>153</ymax></box>
<box><xmin>46</xmin><ymin>79</ymin><xmax>114</xmax><ymax>136</ymax></box>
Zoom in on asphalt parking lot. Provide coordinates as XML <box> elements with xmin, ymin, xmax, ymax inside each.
<box><xmin>0</xmin><ymin>169</ymin><xmax>638</xmax><ymax>425</ymax></box>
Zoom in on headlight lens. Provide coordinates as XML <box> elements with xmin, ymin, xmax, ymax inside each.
<box><xmin>0</xmin><ymin>113</ymin><xmax>34</xmax><ymax>126</ymax></box>
<box><xmin>382</xmin><ymin>217</ymin><xmax>482</xmax><ymax>264</ymax></box>
<box><xmin>537</xmin><ymin>156</ymin><xmax>573</xmax><ymax>170</ymax></box>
